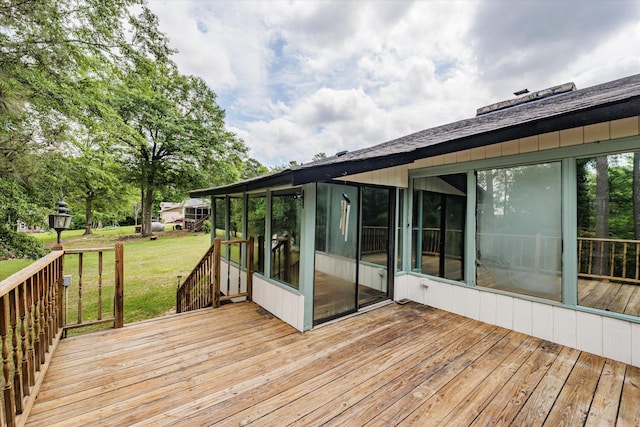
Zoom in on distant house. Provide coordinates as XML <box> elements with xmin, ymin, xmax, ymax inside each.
<box><xmin>159</xmin><ymin>202</ymin><xmax>182</xmax><ymax>223</ymax></box>
<box><xmin>160</xmin><ymin>198</ymin><xmax>210</xmax><ymax>230</ymax></box>
<box><xmin>191</xmin><ymin>74</ymin><xmax>640</xmax><ymax>367</ymax></box>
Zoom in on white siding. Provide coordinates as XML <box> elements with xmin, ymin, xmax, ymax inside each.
<box><xmin>395</xmin><ymin>274</ymin><xmax>640</xmax><ymax>367</ymax></box>
<box><xmin>252</xmin><ymin>275</ymin><xmax>304</xmax><ymax>331</ymax></box>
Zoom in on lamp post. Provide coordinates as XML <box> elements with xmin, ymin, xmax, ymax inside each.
<box><xmin>48</xmin><ymin>200</ymin><xmax>72</xmax><ymax>249</ymax></box>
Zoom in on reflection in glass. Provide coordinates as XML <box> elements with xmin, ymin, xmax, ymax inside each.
<box><xmin>397</xmin><ymin>190</ymin><xmax>404</xmax><ymax>271</ymax></box>
<box><xmin>228</xmin><ymin>198</ymin><xmax>244</xmax><ymax>264</ymax></box>
<box><xmin>359</xmin><ymin>187</ymin><xmax>390</xmax><ymax>307</ymax></box>
<box><xmin>247</xmin><ymin>195</ymin><xmax>266</xmax><ymax>274</ymax></box>
<box><xmin>412</xmin><ymin>174</ymin><xmax>466</xmax><ymax>281</ymax></box>
<box><xmin>270</xmin><ymin>190</ymin><xmax>301</xmax><ymax>289</ymax></box>
<box><xmin>577</xmin><ymin>152</ymin><xmax>640</xmax><ymax>316</ymax></box>
<box><xmin>214</xmin><ymin>197</ymin><xmax>226</xmax><ymax>237</ymax></box>
<box><xmin>314</xmin><ymin>183</ymin><xmax>358</xmax><ymax>323</ymax></box>
<box><xmin>476</xmin><ymin>163</ymin><xmax>562</xmax><ymax>301</ymax></box>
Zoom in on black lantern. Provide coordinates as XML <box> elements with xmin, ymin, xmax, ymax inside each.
<box><xmin>48</xmin><ymin>200</ymin><xmax>72</xmax><ymax>245</ymax></box>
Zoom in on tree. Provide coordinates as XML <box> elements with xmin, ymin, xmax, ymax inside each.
<box><xmin>0</xmin><ymin>0</ymin><xmax>142</xmax><ymax>255</ymax></box>
<box><xmin>312</xmin><ymin>152</ymin><xmax>327</xmax><ymax>161</ymax></box>
<box><xmin>634</xmin><ymin>153</ymin><xmax>640</xmax><ymax>239</ymax></box>
<box><xmin>242</xmin><ymin>158</ymin><xmax>269</xmax><ymax>180</ymax></box>
<box><xmin>0</xmin><ymin>0</ymin><xmax>141</xmax><ymax>161</ymax></box>
<box><xmin>594</xmin><ymin>156</ymin><xmax>609</xmax><ymax>275</ymax></box>
<box><xmin>115</xmin><ymin>7</ymin><xmax>246</xmax><ymax>236</ymax></box>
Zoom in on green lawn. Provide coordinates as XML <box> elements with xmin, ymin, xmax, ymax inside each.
<box><xmin>1</xmin><ymin>227</ymin><xmax>213</xmax><ymax>329</ymax></box>
<box><xmin>0</xmin><ymin>258</ymin><xmax>33</xmax><ymax>279</ymax></box>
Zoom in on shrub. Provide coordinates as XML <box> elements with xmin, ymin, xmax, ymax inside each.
<box><xmin>0</xmin><ymin>225</ymin><xmax>48</xmax><ymax>260</ymax></box>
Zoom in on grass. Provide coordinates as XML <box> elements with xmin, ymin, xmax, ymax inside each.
<box><xmin>1</xmin><ymin>226</ymin><xmax>213</xmax><ymax>330</ymax></box>
<box><xmin>0</xmin><ymin>259</ymin><xmax>33</xmax><ymax>280</ymax></box>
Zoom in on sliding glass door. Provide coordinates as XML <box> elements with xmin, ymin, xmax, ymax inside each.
<box><xmin>359</xmin><ymin>186</ymin><xmax>391</xmax><ymax>307</ymax></box>
<box><xmin>314</xmin><ymin>183</ymin><xmax>393</xmax><ymax>325</ymax></box>
<box><xmin>314</xmin><ymin>183</ymin><xmax>359</xmax><ymax>322</ymax></box>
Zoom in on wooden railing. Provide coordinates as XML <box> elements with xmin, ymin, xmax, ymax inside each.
<box><xmin>578</xmin><ymin>237</ymin><xmax>640</xmax><ymax>284</ymax></box>
<box><xmin>0</xmin><ymin>251</ymin><xmax>63</xmax><ymax>427</ymax></box>
<box><xmin>184</xmin><ymin>214</ymin><xmax>211</xmax><ymax>232</ymax></box>
<box><xmin>0</xmin><ymin>243</ymin><xmax>124</xmax><ymax>426</ymax></box>
<box><xmin>62</xmin><ymin>245</ymin><xmax>125</xmax><ymax>332</ymax></box>
<box><xmin>361</xmin><ymin>226</ymin><xmax>388</xmax><ymax>254</ymax></box>
<box><xmin>176</xmin><ymin>237</ymin><xmax>253</xmax><ymax>313</ymax></box>
<box><xmin>477</xmin><ymin>231</ymin><xmax>561</xmax><ymax>272</ymax></box>
<box><xmin>271</xmin><ymin>236</ymin><xmax>291</xmax><ymax>283</ymax></box>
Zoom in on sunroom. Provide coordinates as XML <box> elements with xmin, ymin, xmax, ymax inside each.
<box><xmin>191</xmin><ymin>73</ymin><xmax>640</xmax><ymax>367</ymax></box>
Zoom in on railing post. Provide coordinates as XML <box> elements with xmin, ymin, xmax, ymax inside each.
<box><xmin>114</xmin><ymin>242</ymin><xmax>124</xmax><ymax>328</ymax></box>
<box><xmin>1</xmin><ymin>294</ymin><xmax>16</xmax><ymax>426</ymax></box>
<box><xmin>213</xmin><ymin>237</ymin><xmax>221</xmax><ymax>308</ymax></box>
<box><xmin>9</xmin><ymin>290</ymin><xmax>24</xmax><ymax>414</ymax></box>
<box><xmin>17</xmin><ymin>284</ymin><xmax>31</xmax><ymax>395</ymax></box>
<box><xmin>56</xmin><ymin>254</ymin><xmax>64</xmax><ymax>332</ymax></box>
<box><xmin>77</xmin><ymin>252</ymin><xmax>83</xmax><ymax>325</ymax></box>
<box><xmin>247</xmin><ymin>236</ymin><xmax>254</xmax><ymax>302</ymax></box>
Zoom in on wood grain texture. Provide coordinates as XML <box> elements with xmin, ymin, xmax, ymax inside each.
<box><xmin>24</xmin><ymin>301</ymin><xmax>638</xmax><ymax>426</ymax></box>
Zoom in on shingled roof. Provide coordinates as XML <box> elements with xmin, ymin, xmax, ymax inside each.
<box><xmin>192</xmin><ymin>73</ymin><xmax>640</xmax><ymax>197</ymax></box>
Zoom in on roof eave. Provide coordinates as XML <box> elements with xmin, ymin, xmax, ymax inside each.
<box><xmin>190</xmin><ymin>170</ymin><xmax>295</xmax><ymax>198</ymax></box>
<box><xmin>292</xmin><ymin>94</ymin><xmax>640</xmax><ymax>185</ymax></box>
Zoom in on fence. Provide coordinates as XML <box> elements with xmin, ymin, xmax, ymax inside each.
<box><xmin>0</xmin><ymin>243</ymin><xmax>123</xmax><ymax>426</ymax></box>
<box><xmin>176</xmin><ymin>237</ymin><xmax>253</xmax><ymax>313</ymax></box>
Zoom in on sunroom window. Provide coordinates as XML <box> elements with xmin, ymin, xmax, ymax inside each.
<box><xmin>247</xmin><ymin>195</ymin><xmax>266</xmax><ymax>274</ymax></box>
<box><xmin>476</xmin><ymin>163</ymin><xmax>562</xmax><ymax>301</ymax></box>
<box><xmin>412</xmin><ymin>173</ymin><xmax>466</xmax><ymax>281</ymax></box>
<box><xmin>228</xmin><ymin>197</ymin><xmax>244</xmax><ymax>265</ymax></box>
<box><xmin>577</xmin><ymin>152</ymin><xmax>640</xmax><ymax>315</ymax></box>
<box><xmin>270</xmin><ymin>189</ymin><xmax>302</xmax><ymax>289</ymax></box>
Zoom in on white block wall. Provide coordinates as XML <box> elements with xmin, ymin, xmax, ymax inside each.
<box><xmin>252</xmin><ymin>275</ymin><xmax>305</xmax><ymax>332</ymax></box>
<box><xmin>395</xmin><ymin>274</ymin><xmax>640</xmax><ymax>367</ymax></box>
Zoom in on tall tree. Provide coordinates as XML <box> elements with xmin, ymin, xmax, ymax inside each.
<box><xmin>594</xmin><ymin>156</ymin><xmax>610</xmax><ymax>275</ymax></box>
<box><xmin>0</xmin><ymin>0</ymin><xmax>142</xmax><ymax>254</ymax></box>
<box><xmin>115</xmin><ymin>7</ymin><xmax>246</xmax><ymax>236</ymax></box>
<box><xmin>634</xmin><ymin>153</ymin><xmax>640</xmax><ymax>240</ymax></box>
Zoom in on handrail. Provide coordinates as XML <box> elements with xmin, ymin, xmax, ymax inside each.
<box><xmin>192</xmin><ymin>214</ymin><xmax>211</xmax><ymax>232</ymax></box>
<box><xmin>578</xmin><ymin>236</ymin><xmax>640</xmax><ymax>284</ymax></box>
<box><xmin>62</xmin><ymin>244</ymin><xmax>124</xmax><ymax>332</ymax></box>
<box><xmin>176</xmin><ymin>237</ymin><xmax>253</xmax><ymax>313</ymax></box>
<box><xmin>271</xmin><ymin>236</ymin><xmax>291</xmax><ymax>282</ymax></box>
<box><xmin>0</xmin><ymin>250</ymin><xmax>64</xmax><ymax>427</ymax></box>
<box><xmin>0</xmin><ymin>243</ymin><xmax>124</xmax><ymax>426</ymax></box>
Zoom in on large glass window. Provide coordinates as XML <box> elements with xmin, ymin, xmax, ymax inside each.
<box><xmin>247</xmin><ymin>195</ymin><xmax>266</xmax><ymax>274</ymax></box>
<box><xmin>476</xmin><ymin>163</ymin><xmax>562</xmax><ymax>301</ymax></box>
<box><xmin>577</xmin><ymin>152</ymin><xmax>640</xmax><ymax>315</ymax></box>
<box><xmin>228</xmin><ymin>198</ymin><xmax>244</xmax><ymax>265</ymax></box>
<box><xmin>314</xmin><ymin>183</ymin><xmax>359</xmax><ymax>322</ymax></box>
<box><xmin>214</xmin><ymin>197</ymin><xmax>226</xmax><ymax>239</ymax></box>
<box><xmin>412</xmin><ymin>173</ymin><xmax>466</xmax><ymax>281</ymax></box>
<box><xmin>397</xmin><ymin>190</ymin><xmax>404</xmax><ymax>271</ymax></box>
<box><xmin>360</xmin><ymin>186</ymin><xmax>391</xmax><ymax>308</ymax></box>
<box><xmin>271</xmin><ymin>189</ymin><xmax>302</xmax><ymax>289</ymax></box>
<box><xmin>361</xmin><ymin>187</ymin><xmax>390</xmax><ymax>266</ymax></box>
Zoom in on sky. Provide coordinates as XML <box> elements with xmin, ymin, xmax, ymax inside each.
<box><xmin>147</xmin><ymin>0</ymin><xmax>640</xmax><ymax>168</ymax></box>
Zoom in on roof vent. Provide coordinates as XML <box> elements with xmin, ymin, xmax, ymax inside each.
<box><xmin>477</xmin><ymin>82</ymin><xmax>577</xmax><ymax>116</ymax></box>
<box><xmin>335</xmin><ymin>150</ymin><xmax>348</xmax><ymax>157</ymax></box>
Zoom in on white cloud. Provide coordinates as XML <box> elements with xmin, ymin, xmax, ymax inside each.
<box><xmin>147</xmin><ymin>0</ymin><xmax>640</xmax><ymax>168</ymax></box>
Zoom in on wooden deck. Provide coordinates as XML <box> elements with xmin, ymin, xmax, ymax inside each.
<box><xmin>27</xmin><ymin>302</ymin><xmax>640</xmax><ymax>426</ymax></box>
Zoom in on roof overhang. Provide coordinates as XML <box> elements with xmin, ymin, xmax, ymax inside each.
<box><xmin>191</xmin><ymin>74</ymin><xmax>640</xmax><ymax>197</ymax></box>
<box><xmin>291</xmin><ymin>95</ymin><xmax>640</xmax><ymax>185</ymax></box>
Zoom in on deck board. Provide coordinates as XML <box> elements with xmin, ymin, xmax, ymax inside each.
<box><xmin>26</xmin><ymin>301</ymin><xmax>638</xmax><ymax>426</ymax></box>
